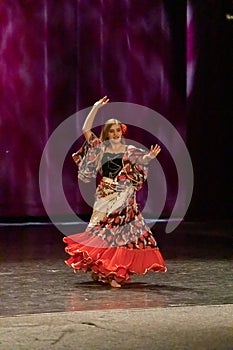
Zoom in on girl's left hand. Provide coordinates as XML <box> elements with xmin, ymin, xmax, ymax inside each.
<box><xmin>148</xmin><ymin>144</ymin><xmax>161</xmax><ymax>159</ymax></box>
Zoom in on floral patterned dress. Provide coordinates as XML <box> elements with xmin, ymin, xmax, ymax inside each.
<box><xmin>63</xmin><ymin>133</ymin><xmax>167</xmax><ymax>283</ymax></box>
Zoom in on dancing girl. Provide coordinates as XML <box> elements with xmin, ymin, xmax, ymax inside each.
<box><xmin>63</xmin><ymin>96</ymin><xmax>167</xmax><ymax>288</ymax></box>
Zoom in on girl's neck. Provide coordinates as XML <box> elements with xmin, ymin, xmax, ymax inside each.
<box><xmin>106</xmin><ymin>142</ymin><xmax>126</xmax><ymax>153</ymax></box>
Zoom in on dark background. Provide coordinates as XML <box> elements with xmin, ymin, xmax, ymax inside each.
<box><xmin>0</xmin><ymin>0</ymin><xmax>232</xmax><ymax>226</ymax></box>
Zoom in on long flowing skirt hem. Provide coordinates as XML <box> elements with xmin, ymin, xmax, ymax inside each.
<box><xmin>63</xmin><ymin>232</ymin><xmax>167</xmax><ymax>283</ymax></box>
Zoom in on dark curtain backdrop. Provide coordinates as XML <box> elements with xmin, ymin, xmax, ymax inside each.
<box><xmin>0</xmin><ymin>0</ymin><xmax>232</xmax><ymax>221</ymax></box>
<box><xmin>186</xmin><ymin>0</ymin><xmax>233</xmax><ymax>220</ymax></box>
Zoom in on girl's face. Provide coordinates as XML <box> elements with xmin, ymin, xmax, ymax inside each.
<box><xmin>107</xmin><ymin>124</ymin><xmax>122</xmax><ymax>143</ymax></box>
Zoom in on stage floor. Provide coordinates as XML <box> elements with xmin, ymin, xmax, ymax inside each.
<box><xmin>0</xmin><ymin>258</ymin><xmax>233</xmax><ymax>317</ymax></box>
<box><xmin>0</xmin><ymin>223</ymin><xmax>232</xmax><ymax>316</ymax></box>
<box><xmin>0</xmin><ymin>223</ymin><xmax>232</xmax><ymax>349</ymax></box>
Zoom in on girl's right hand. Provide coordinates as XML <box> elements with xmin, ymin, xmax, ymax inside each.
<box><xmin>94</xmin><ymin>96</ymin><xmax>109</xmax><ymax>108</ymax></box>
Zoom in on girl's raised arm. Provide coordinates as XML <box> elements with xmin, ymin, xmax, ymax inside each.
<box><xmin>82</xmin><ymin>96</ymin><xmax>109</xmax><ymax>141</ymax></box>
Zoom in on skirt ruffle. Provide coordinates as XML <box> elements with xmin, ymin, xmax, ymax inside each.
<box><xmin>63</xmin><ymin>231</ymin><xmax>167</xmax><ymax>283</ymax></box>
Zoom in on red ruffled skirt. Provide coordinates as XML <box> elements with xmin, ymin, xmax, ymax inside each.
<box><xmin>63</xmin><ymin>231</ymin><xmax>167</xmax><ymax>283</ymax></box>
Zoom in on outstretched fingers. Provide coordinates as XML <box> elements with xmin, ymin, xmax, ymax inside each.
<box><xmin>102</xmin><ymin>96</ymin><xmax>109</xmax><ymax>104</ymax></box>
<box><xmin>149</xmin><ymin>144</ymin><xmax>161</xmax><ymax>158</ymax></box>
<box><xmin>94</xmin><ymin>96</ymin><xmax>110</xmax><ymax>107</ymax></box>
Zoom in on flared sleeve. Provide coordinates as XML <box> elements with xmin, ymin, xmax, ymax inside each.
<box><xmin>72</xmin><ymin>133</ymin><xmax>103</xmax><ymax>183</ymax></box>
<box><xmin>120</xmin><ymin>145</ymin><xmax>150</xmax><ymax>191</ymax></box>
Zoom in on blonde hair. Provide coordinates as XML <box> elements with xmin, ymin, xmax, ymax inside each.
<box><xmin>100</xmin><ymin>118</ymin><xmax>124</xmax><ymax>142</ymax></box>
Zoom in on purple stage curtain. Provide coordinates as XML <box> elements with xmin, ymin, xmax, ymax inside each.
<box><xmin>0</xmin><ymin>1</ymin><xmax>231</xmax><ymax>220</ymax></box>
<box><xmin>0</xmin><ymin>0</ymin><xmax>77</xmax><ymax>217</ymax></box>
<box><xmin>0</xmin><ymin>0</ymin><xmax>185</xmax><ymax>219</ymax></box>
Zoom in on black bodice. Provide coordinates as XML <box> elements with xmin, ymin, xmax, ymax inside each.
<box><xmin>101</xmin><ymin>152</ymin><xmax>124</xmax><ymax>179</ymax></box>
